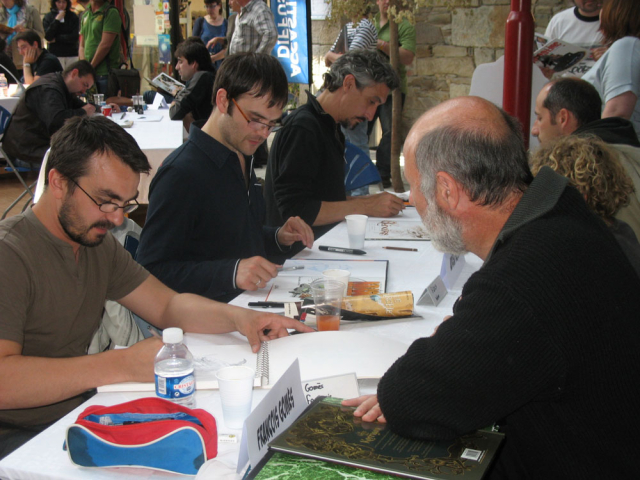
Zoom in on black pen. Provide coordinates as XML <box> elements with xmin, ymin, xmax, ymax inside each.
<box><xmin>248</xmin><ymin>301</ymin><xmax>285</xmax><ymax>308</ymax></box>
<box><xmin>319</xmin><ymin>245</ymin><xmax>366</xmax><ymax>255</ymax></box>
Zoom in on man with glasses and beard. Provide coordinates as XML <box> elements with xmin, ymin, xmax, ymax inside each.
<box><xmin>344</xmin><ymin>96</ymin><xmax>640</xmax><ymax>478</ymax></box>
<box><xmin>136</xmin><ymin>53</ymin><xmax>314</xmax><ymax>303</ymax></box>
<box><xmin>264</xmin><ymin>49</ymin><xmax>405</xmax><ymax>243</ymax></box>
<box><xmin>0</xmin><ymin>115</ymin><xmax>312</xmax><ymax>458</ymax></box>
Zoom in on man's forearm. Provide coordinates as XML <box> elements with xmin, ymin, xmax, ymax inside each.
<box><xmin>90</xmin><ymin>42</ymin><xmax>112</xmax><ymax>68</ymax></box>
<box><xmin>159</xmin><ymin>292</ymin><xmax>239</xmax><ymax>334</ymax></box>
<box><xmin>314</xmin><ymin>198</ymin><xmax>370</xmax><ymax>226</ymax></box>
<box><xmin>22</xmin><ymin>64</ymin><xmax>34</xmax><ymax>84</ymax></box>
<box><xmin>0</xmin><ymin>347</ymin><xmax>145</xmax><ymax>409</ymax></box>
<box><xmin>399</xmin><ymin>47</ymin><xmax>415</xmax><ymax>66</ymax></box>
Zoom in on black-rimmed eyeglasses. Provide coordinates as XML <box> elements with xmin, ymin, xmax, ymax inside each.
<box><xmin>231</xmin><ymin>98</ymin><xmax>281</xmax><ymax>133</ymax></box>
<box><xmin>68</xmin><ymin>178</ymin><xmax>139</xmax><ymax>214</ymax></box>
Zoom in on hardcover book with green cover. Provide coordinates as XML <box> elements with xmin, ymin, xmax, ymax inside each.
<box><xmin>264</xmin><ymin>397</ymin><xmax>503</xmax><ymax>480</ymax></box>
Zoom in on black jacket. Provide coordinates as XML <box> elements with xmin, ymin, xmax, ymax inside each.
<box><xmin>169</xmin><ymin>70</ymin><xmax>214</xmax><ymax>122</ymax></box>
<box><xmin>3</xmin><ymin>72</ymin><xmax>86</xmax><ymax>164</ymax></box>
<box><xmin>378</xmin><ymin>168</ymin><xmax>640</xmax><ymax>479</ymax></box>
<box><xmin>574</xmin><ymin>116</ymin><xmax>640</xmax><ymax>147</ymax></box>
<box><xmin>43</xmin><ymin>9</ymin><xmax>80</xmax><ymax>58</ymax></box>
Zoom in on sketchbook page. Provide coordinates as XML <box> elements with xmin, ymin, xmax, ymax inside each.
<box><xmin>99</xmin><ymin>332</ymin><xmax>409</xmax><ymax>392</ymax></box>
<box><xmin>265</xmin><ymin>259</ymin><xmax>388</xmax><ymax>302</ymax></box>
<box><xmin>267</xmin><ymin>331</ymin><xmax>409</xmax><ymax>384</ymax></box>
<box><xmin>365</xmin><ymin>218</ymin><xmax>430</xmax><ymax>241</ymax></box>
<box><xmin>97</xmin><ymin>344</ymin><xmax>260</xmax><ymax>392</ymax></box>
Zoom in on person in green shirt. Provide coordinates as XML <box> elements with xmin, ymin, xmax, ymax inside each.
<box><xmin>371</xmin><ymin>0</ymin><xmax>416</xmax><ymax>187</ymax></box>
<box><xmin>78</xmin><ymin>0</ymin><xmax>120</xmax><ymax>94</ymax></box>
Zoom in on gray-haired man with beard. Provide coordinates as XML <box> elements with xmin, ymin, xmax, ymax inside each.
<box><xmin>0</xmin><ymin>115</ymin><xmax>311</xmax><ymax>459</ymax></box>
<box><xmin>264</xmin><ymin>49</ymin><xmax>405</xmax><ymax>241</ymax></box>
<box><xmin>344</xmin><ymin>97</ymin><xmax>640</xmax><ymax>478</ymax></box>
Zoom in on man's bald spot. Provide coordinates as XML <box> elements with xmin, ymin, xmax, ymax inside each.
<box><xmin>405</xmin><ymin>96</ymin><xmax>513</xmax><ymax>159</ymax></box>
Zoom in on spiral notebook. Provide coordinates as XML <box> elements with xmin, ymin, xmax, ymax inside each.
<box><xmin>98</xmin><ymin>332</ymin><xmax>409</xmax><ymax>392</ymax></box>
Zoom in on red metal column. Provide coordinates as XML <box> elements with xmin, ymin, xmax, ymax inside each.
<box><xmin>503</xmin><ymin>0</ymin><xmax>534</xmax><ymax>148</ymax></box>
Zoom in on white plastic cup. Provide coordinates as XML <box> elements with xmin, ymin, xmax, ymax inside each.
<box><xmin>323</xmin><ymin>269</ymin><xmax>350</xmax><ymax>296</ymax></box>
<box><xmin>216</xmin><ymin>366</ymin><xmax>255</xmax><ymax>429</ymax></box>
<box><xmin>345</xmin><ymin>214</ymin><xmax>368</xmax><ymax>249</ymax></box>
<box><xmin>310</xmin><ymin>279</ymin><xmax>344</xmax><ymax>331</ymax></box>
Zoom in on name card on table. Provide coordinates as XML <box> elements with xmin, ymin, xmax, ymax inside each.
<box><xmin>417</xmin><ymin>275</ymin><xmax>448</xmax><ymax>306</ymax></box>
<box><xmin>151</xmin><ymin>92</ymin><xmax>168</xmax><ymax>109</ymax></box>
<box><xmin>303</xmin><ymin>373</ymin><xmax>359</xmax><ymax>405</ymax></box>
<box><xmin>237</xmin><ymin>359</ymin><xmax>306</xmax><ymax>474</ymax></box>
<box><xmin>440</xmin><ymin>253</ymin><xmax>465</xmax><ymax>290</ymax></box>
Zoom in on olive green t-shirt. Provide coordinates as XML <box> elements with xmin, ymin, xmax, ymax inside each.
<box><xmin>0</xmin><ymin>208</ymin><xmax>149</xmax><ymax>427</ymax></box>
<box><xmin>80</xmin><ymin>2</ymin><xmax>122</xmax><ymax>76</ymax></box>
<box><xmin>374</xmin><ymin>13</ymin><xmax>416</xmax><ymax>94</ymax></box>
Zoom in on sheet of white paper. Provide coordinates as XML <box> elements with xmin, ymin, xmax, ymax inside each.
<box><xmin>132</xmin><ymin>113</ymin><xmax>163</xmax><ymax>122</ymax></box>
<box><xmin>365</xmin><ymin>218</ymin><xmax>430</xmax><ymax>241</ymax></box>
<box><xmin>265</xmin><ymin>258</ymin><xmax>388</xmax><ymax>302</ymax></box>
<box><xmin>302</xmin><ymin>373</ymin><xmax>359</xmax><ymax>405</ymax></box>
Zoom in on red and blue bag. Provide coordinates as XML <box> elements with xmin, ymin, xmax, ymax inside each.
<box><xmin>64</xmin><ymin>398</ymin><xmax>217</xmax><ymax>475</ymax></box>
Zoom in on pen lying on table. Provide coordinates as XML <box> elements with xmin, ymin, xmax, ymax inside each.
<box><xmin>249</xmin><ymin>301</ymin><xmax>285</xmax><ymax>308</ymax></box>
<box><xmin>319</xmin><ymin>245</ymin><xmax>366</xmax><ymax>255</ymax></box>
<box><xmin>382</xmin><ymin>246</ymin><xmax>418</xmax><ymax>252</ymax></box>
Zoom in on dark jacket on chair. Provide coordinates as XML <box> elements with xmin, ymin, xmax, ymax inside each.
<box><xmin>3</xmin><ymin>72</ymin><xmax>86</xmax><ymax>165</ymax></box>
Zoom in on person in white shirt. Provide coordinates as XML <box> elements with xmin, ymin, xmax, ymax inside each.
<box><xmin>545</xmin><ymin>0</ymin><xmax>607</xmax><ymax>66</ymax></box>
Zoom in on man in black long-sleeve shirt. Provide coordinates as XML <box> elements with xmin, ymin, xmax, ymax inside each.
<box><xmin>137</xmin><ymin>53</ymin><xmax>313</xmax><ymax>303</ymax></box>
<box><xmin>264</xmin><ymin>50</ymin><xmax>405</xmax><ymax>241</ymax></box>
<box><xmin>3</xmin><ymin>60</ymin><xmax>95</xmax><ymax>165</ymax></box>
<box><xmin>345</xmin><ymin>96</ymin><xmax>640</xmax><ymax>478</ymax></box>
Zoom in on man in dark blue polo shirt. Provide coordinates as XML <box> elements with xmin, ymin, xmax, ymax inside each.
<box><xmin>137</xmin><ymin>53</ymin><xmax>313</xmax><ymax>303</ymax></box>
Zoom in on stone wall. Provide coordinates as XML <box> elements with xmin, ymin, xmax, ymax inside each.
<box><xmin>310</xmin><ymin>0</ymin><xmax>574</xmax><ymax>139</ymax></box>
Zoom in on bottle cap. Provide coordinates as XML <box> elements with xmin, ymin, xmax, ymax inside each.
<box><xmin>162</xmin><ymin>327</ymin><xmax>183</xmax><ymax>344</ymax></box>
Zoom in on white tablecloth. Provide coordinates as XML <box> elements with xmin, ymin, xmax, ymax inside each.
<box><xmin>0</xmin><ymin>209</ymin><xmax>483</xmax><ymax>480</ymax></box>
<box><xmin>124</xmin><ymin>108</ymin><xmax>184</xmax><ymax>203</ymax></box>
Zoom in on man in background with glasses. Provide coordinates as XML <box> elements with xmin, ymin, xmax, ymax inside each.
<box><xmin>137</xmin><ymin>53</ymin><xmax>313</xmax><ymax>303</ymax></box>
<box><xmin>0</xmin><ymin>114</ymin><xmax>312</xmax><ymax>458</ymax></box>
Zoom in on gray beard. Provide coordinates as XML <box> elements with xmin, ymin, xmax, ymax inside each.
<box><xmin>420</xmin><ymin>198</ymin><xmax>467</xmax><ymax>255</ymax></box>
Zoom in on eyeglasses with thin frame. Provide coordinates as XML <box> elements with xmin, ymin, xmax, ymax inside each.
<box><xmin>68</xmin><ymin>178</ymin><xmax>139</xmax><ymax>214</ymax></box>
<box><xmin>231</xmin><ymin>98</ymin><xmax>281</xmax><ymax>133</ymax></box>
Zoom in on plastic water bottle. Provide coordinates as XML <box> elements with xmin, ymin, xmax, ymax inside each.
<box><xmin>154</xmin><ymin>328</ymin><xmax>196</xmax><ymax>408</ymax></box>
<box><xmin>0</xmin><ymin>74</ymin><xmax>8</xmax><ymax>97</ymax></box>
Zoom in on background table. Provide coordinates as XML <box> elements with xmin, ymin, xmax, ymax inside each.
<box><xmin>0</xmin><ymin>209</ymin><xmax>483</xmax><ymax>480</ymax></box>
<box><xmin>124</xmin><ymin>109</ymin><xmax>184</xmax><ymax>203</ymax></box>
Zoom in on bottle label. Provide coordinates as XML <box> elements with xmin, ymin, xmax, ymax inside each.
<box><xmin>155</xmin><ymin>373</ymin><xmax>195</xmax><ymax>400</ymax></box>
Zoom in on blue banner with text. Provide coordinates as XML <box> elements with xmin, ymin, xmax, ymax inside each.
<box><xmin>271</xmin><ymin>0</ymin><xmax>309</xmax><ymax>84</ymax></box>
